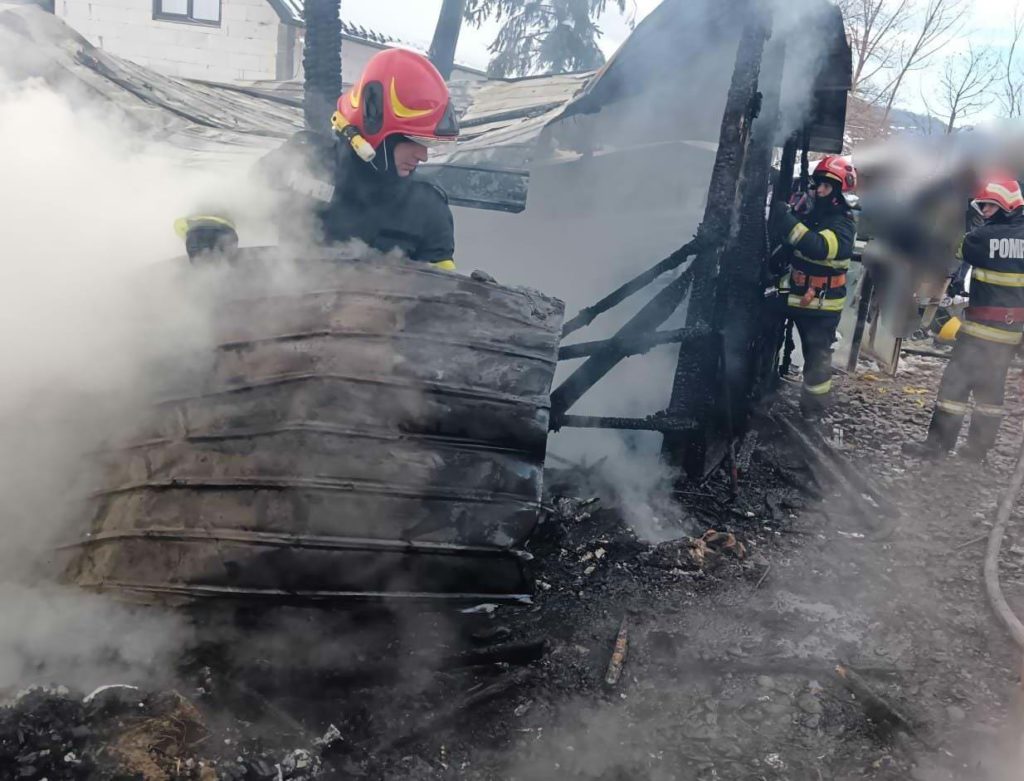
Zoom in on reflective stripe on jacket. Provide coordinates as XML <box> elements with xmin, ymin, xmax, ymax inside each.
<box><xmin>961</xmin><ymin>209</ymin><xmax>1024</xmax><ymax>339</ymax></box>
<box><xmin>781</xmin><ymin>210</ymin><xmax>857</xmax><ymax>314</ymax></box>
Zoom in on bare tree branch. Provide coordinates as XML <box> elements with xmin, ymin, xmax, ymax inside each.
<box><xmin>879</xmin><ymin>0</ymin><xmax>968</xmax><ymax>127</ymax></box>
<box><xmin>1000</xmin><ymin>5</ymin><xmax>1024</xmax><ymax>118</ymax></box>
<box><xmin>937</xmin><ymin>43</ymin><xmax>1000</xmax><ymax>132</ymax></box>
<box><xmin>835</xmin><ymin>0</ymin><xmax>912</xmax><ymax>96</ymax></box>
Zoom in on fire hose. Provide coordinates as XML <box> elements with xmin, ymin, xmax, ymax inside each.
<box><xmin>984</xmin><ymin>421</ymin><xmax>1024</xmax><ymax>652</ymax></box>
<box><xmin>983</xmin><ymin>422</ymin><xmax>1024</xmax><ymax>770</ymax></box>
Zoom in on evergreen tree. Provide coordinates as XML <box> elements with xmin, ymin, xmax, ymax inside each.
<box><xmin>464</xmin><ymin>0</ymin><xmax>626</xmax><ymax>78</ymax></box>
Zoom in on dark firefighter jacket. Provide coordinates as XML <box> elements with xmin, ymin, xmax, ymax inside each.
<box><xmin>961</xmin><ymin>208</ymin><xmax>1024</xmax><ymax>344</ymax></box>
<box><xmin>258</xmin><ymin>131</ymin><xmax>455</xmax><ymax>265</ymax></box>
<box><xmin>774</xmin><ymin>207</ymin><xmax>857</xmax><ymax>316</ymax></box>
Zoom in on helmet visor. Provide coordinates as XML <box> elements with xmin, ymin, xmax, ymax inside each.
<box><xmin>405</xmin><ymin>134</ymin><xmax>458</xmax><ymax>149</ymax></box>
<box><xmin>971</xmin><ymin>198</ymin><xmax>998</xmax><ymax>215</ymax></box>
<box><xmin>434</xmin><ymin>100</ymin><xmax>460</xmax><ymax>139</ymax></box>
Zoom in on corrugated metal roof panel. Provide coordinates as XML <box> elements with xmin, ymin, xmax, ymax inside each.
<box><xmin>0</xmin><ymin>5</ymin><xmax>302</xmax><ymax>165</ymax></box>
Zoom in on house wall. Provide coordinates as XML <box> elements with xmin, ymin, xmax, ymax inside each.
<box><xmin>56</xmin><ymin>0</ymin><xmax>286</xmax><ymax>82</ymax></box>
<box><xmin>292</xmin><ymin>35</ymin><xmax>488</xmax><ymax>84</ymax></box>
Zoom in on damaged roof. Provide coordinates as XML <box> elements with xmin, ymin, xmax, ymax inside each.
<box><xmin>0</xmin><ymin>5</ymin><xmax>302</xmax><ymax>163</ymax></box>
<box><xmin>266</xmin><ymin>0</ymin><xmax>303</xmax><ymax>25</ymax></box>
<box><xmin>1</xmin><ymin>0</ymin><xmax>851</xmax><ymax>213</ymax></box>
<box><xmin>420</xmin><ymin>73</ymin><xmax>593</xmax><ymax>212</ymax></box>
<box><xmin>422</xmin><ymin>0</ymin><xmax>852</xmax><ymax>211</ymax></box>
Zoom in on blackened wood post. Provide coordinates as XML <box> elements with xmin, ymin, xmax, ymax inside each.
<box><xmin>428</xmin><ymin>0</ymin><xmax>467</xmax><ymax>80</ymax></box>
<box><xmin>303</xmin><ymin>0</ymin><xmax>342</xmax><ymax>135</ymax></box>
<box><xmin>719</xmin><ymin>24</ymin><xmax>787</xmax><ymax>439</ymax></box>
<box><xmin>661</xmin><ymin>1</ymin><xmax>773</xmax><ymax>477</ymax></box>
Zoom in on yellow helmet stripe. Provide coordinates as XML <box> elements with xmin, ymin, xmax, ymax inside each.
<box><xmin>390</xmin><ymin>78</ymin><xmax>433</xmax><ymax>119</ymax></box>
<box><xmin>349</xmin><ymin>77</ymin><xmax>363</xmax><ymax>109</ymax></box>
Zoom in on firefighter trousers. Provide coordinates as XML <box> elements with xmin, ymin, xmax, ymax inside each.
<box><xmin>925</xmin><ymin>332</ymin><xmax>1017</xmax><ymax>454</ymax></box>
<box><xmin>792</xmin><ymin>311</ymin><xmax>841</xmax><ymax>418</ymax></box>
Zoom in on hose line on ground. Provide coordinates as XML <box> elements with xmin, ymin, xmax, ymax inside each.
<box><xmin>984</xmin><ymin>422</ymin><xmax>1024</xmax><ymax>652</ymax></box>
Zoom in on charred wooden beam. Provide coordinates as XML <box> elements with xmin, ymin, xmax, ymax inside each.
<box><xmin>302</xmin><ymin>0</ymin><xmax>342</xmax><ymax>134</ymax></box>
<box><xmin>662</xmin><ymin>4</ymin><xmax>774</xmax><ymax>477</ymax></box>
<box><xmin>558</xmin><ymin>326</ymin><xmax>711</xmax><ymax>361</ymax></box>
<box><xmin>775</xmin><ymin>133</ymin><xmax>799</xmax><ymax>202</ymax></box>
<box><xmin>96</xmin><ymin>581</ymin><xmax>534</xmax><ymax>605</ymax></box>
<box><xmin>441</xmin><ymin>640</ymin><xmax>547</xmax><ymax>669</ymax></box>
<box><xmin>777</xmin><ymin>134</ymin><xmax>800</xmax><ymax>380</ymax></box>
<box><xmin>553</xmin><ymin>413</ymin><xmax>698</xmax><ymax>433</ymax></box>
<box><xmin>560</xmin><ymin>237</ymin><xmax>704</xmax><ymax>338</ymax></box>
<box><xmin>720</xmin><ymin>29</ymin><xmax>788</xmax><ymax>418</ymax></box>
<box><xmin>550</xmin><ymin>263</ymin><xmax>699</xmax><ymax>420</ymax></box>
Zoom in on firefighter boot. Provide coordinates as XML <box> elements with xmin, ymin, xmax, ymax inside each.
<box><xmin>960</xmin><ymin>408</ymin><xmax>1003</xmax><ymax>462</ymax></box>
<box><xmin>901</xmin><ymin>408</ymin><xmax>961</xmax><ymax>460</ymax></box>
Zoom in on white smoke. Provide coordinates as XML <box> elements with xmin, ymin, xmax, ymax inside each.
<box><xmin>0</xmin><ymin>72</ymin><xmax>273</xmax><ymax>688</ymax></box>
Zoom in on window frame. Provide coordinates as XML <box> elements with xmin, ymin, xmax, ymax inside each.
<box><xmin>152</xmin><ymin>0</ymin><xmax>222</xmax><ymax>27</ymax></box>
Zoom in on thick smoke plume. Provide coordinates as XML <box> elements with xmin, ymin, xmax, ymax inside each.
<box><xmin>0</xmin><ymin>73</ymin><xmax>270</xmax><ymax>691</ymax></box>
<box><xmin>453</xmin><ymin>0</ymin><xmax>836</xmax><ymax>537</ymax></box>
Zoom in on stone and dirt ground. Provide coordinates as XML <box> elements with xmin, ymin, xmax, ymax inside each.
<box><xmin>4</xmin><ymin>353</ymin><xmax>1024</xmax><ymax>780</ymax></box>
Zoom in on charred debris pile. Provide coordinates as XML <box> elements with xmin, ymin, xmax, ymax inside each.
<box><xmin>1</xmin><ymin>407</ymin><xmax>895</xmax><ymax>781</ymax></box>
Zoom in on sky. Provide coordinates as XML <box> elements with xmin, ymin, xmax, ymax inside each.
<box><xmin>338</xmin><ymin>0</ymin><xmax>661</xmax><ymax>71</ymax></box>
<box><xmin>338</xmin><ymin>0</ymin><xmax>1019</xmax><ymax>122</ymax></box>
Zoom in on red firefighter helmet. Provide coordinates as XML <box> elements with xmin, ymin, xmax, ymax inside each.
<box><xmin>812</xmin><ymin>155</ymin><xmax>857</xmax><ymax>193</ymax></box>
<box><xmin>972</xmin><ymin>174</ymin><xmax>1024</xmax><ymax>214</ymax></box>
<box><xmin>335</xmin><ymin>48</ymin><xmax>459</xmax><ymax>151</ymax></box>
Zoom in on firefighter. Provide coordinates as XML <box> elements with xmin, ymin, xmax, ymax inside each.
<box><xmin>770</xmin><ymin>155</ymin><xmax>858</xmax><ymax>420</ymax></box>
<box><xmin>177</xmin><ymin>48</ymin><xmax>460</xmax><ymax>269</ymax></box>
<box><xmin>902</xmin><ymin>175</ymin><xmax>1024</xmax><ymax>461</ymax></box>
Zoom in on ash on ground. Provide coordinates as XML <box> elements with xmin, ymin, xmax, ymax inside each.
<box><xmin>5</xmin><ymin>353</ymin><xmax>1024</xmax><ymax>780</ymax></box>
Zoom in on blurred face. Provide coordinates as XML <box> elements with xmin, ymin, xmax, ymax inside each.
<box><xmin>815</xmin><ymin>179</ymin><xmax>835</xmax><ymax>199</ymax></box>
<box><xmin>979</xmin><ymin>202</ymin><xmax>1000</xmax><ymax>220</ymax></box>
<box><xmin>393</xmin><ymin>140</ymin><xmax>429</xmax><ymax>177</ymax></box>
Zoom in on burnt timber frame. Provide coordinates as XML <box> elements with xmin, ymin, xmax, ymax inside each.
<box><xmin>549</xmin><ymin>3</ymin><xmax>787</xmax><ymax>479</ymax></box>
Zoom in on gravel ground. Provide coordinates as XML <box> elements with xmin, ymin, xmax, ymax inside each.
<box><xmin>4</xmin><ymin>352</ymin><xmax>1024</xmax><ymax>780</ymax></box>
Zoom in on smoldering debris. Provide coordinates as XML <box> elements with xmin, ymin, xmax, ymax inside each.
<box><xmin>0</xmin><ymin>585</ymin><xmax>189</xmax><ymax>694</ymax></box>
<box><xmin>0</xmin><ymin>684</ymin><xmax>343</xmax><ymax>781</ymax></box>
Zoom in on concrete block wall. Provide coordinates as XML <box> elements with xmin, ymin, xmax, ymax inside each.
<box><xmin>291</xmin><ymin>35</ymin><xmax>381</xmax><ymax>85</ymax></box>
<box><xmin>292</xmin><ymin>37</ymin><xmax>487</xmax><ymax>85</ymax></box>
<box><xmin>56</xmin><ymin>0</ymin><xmax>288</xmax><ymax>82</ymax></box>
